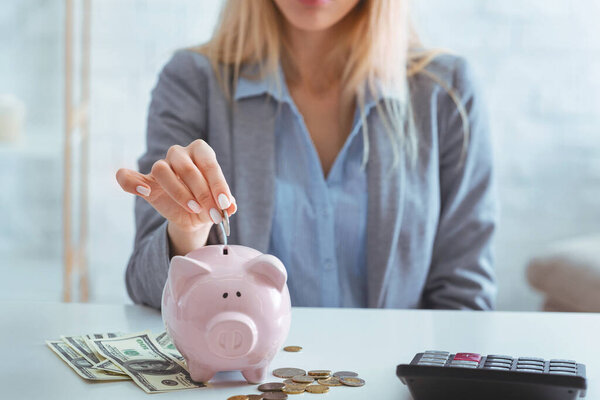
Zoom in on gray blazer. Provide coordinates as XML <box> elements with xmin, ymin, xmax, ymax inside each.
<box><xmin>125</xmin><ymin>50</ymin><xmax>497</xmax><ymax>310</ymax></box>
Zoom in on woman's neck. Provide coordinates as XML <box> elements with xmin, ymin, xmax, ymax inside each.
<box><xmin>283</xmin><ymin>24</ymin><xmax>340</xmax><ymax>91</ymax></box>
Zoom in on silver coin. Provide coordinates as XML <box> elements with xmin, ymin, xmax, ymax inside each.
<box><xmin>333</xmin><ymin>371</ymin><xmax>358</xmax><ymax>378</ymax></box>
<box><xmin>273</xmin><ymin>367</ymin><xmax>306</xmax><ymax>378</ymax></box>
<box><xmin>219</xmin><ymin>222</ymin><xmax>228</xmax><ymax>246</ymax></box>
<box><xmin>340</xmin><ymin>376</ymin><xmax>365</xmax><ymax>387</ymax></box>
<box><xmin>257</xmin><ymin>382</ymin><xmax>285</xmax><ymax>392</ymax></box>
<box><xmin>223</xmin><ymin>209</ymin><xmax>230</xmax><ymax>236</ymax></box>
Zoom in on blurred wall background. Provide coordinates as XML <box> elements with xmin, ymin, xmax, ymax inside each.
<box><xmin>1</xmin><ymin>0</ymin><xmax>599</xmax><ymax>310</ymax></box>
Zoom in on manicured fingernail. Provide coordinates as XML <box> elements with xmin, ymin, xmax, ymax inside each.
<box><xmin>187</xmin><ymin>200</ymin><xmax>201</xmax><ymax>213</ymax></box>
<box><xmin>136</xmin><ymin>186</ymin><xmax>151</xmax><ymax>196</ymax></box>
<box><xmin>218</xmin><ymin>193</ymin><xmax>231</xmax><ymax>209</ymax></box>
<box><xmin>209</xmin><ymin>208</ymin><xmax>222</xmax><ymax>224</ymax></box>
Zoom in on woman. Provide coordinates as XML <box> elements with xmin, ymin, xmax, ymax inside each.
<box><xmin>116</xmin><ymin>0</ymin><xmax>497</xmax><ymax>310</ymax></box>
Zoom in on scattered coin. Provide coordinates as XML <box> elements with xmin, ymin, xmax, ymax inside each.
<box><xmin>262</xmin><ymin>392</ymin><xmax>288</xmax><ymax>400</ymax></box>
<box><xmin>340</xmin><ymin>376</ymin><xmax>366</xmax><ymax>387</ymax></box>
<box><xmin>305</xmin><ymin>384</ymin><xmax>330</xmax><ymax>394</ymax></box>
<box><xmin>282</xmin><ymin>384</ymin><xmax>306</xmax><ymax>394</ymax></box>
<box><xmin>317</xmin><ymin>377</ymin><xmax>342</xmax><ymax>386</ymax></box>
<box><xmin>247</xmin><ymin>395</ymin><xmax>264</xmax><ymax>400</ymax></box>
<box><xmin>292</xmin><ymin>375</ymin><xmax>314</xmax><ymax>383</ymax></box>
<box><xmin>283</xmin><ymin>346</ymin><xmax>303</xmax><ymax>352</ymax></box>
<box><xmin>228</xmin><ymin>396</ymin><xmax>249</xmax><ymax>400</ymax></box>
<box><xmin>308</xmin><ymin>370</ymin><xmax>331</xmax><ymax>378</ymax></box>
<box><xmin>258</xmin><ymin>382</ymin><xmax>285</xmax><ymax>392</ymax></box>
<box><xmin>333</xmin><ymin>371</ymin><xmax>358</xmax><ymax>378</ymax></box>
<box><xmin>273</xmin><ymin>368</ymin><xmax>307</xmax><ymax>378</ymax></box>
<box><xmin>284</xmin><ymin>379</ymin><xmax>309</xmax><ymax>386</ymax></box>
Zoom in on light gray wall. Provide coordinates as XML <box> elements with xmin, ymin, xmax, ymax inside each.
<box><xmin>2</xmin><ymin>0</ymin><xmax>599</xmax><ymax>310</ymax></box>
<box><xmin>413</xmin><ymin>0</ymin><xmax>600</xmax><ymax>310</ymax></box>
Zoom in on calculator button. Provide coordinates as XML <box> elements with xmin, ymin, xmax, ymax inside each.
<box><xmin>421</xmin><ymin>354</ymin><xmax>448</xmax><ymax>359</ymax></box>
<box><xmin>549</xmin><ymin>367</ymin><xmax>577</xmax><ymax>373</ymax></box>
<box><xmin>485</xmin><ymin>361</ymin><xmax>512</xmax><ymax>366</ymax></box>
<box><xmin>451</xmin><ymin>360</ymin><xmax>479</xmax><ymax>365</ymax></box>
<box><xmin>516</xmin><ymin>368</ymin><xmax>543</xmax><ymax>373</ymax></box>
<box><xmin>549</xmin><ymin>370</ymin><xmax>576</xmax><ymax>375</ymax></box>
<box><xmin>550</xmin><ymin>364</ymin><xmax>577</xmax><ymax>371</ymax></box>
<box><xmin>517</xmin><ymin>365</ymin><xmax>544</xmax><ymax>371</ymax></box>
<box><xmin>517</xmin><ymin>361</ymin><xmax>545</xmax><ymax>368</ymax></box>
<box><xmin>453</xmin><ymin>353</ymin><xmax>481</xmax><ymax>363</ymax></box>
<box><xmin>550</xmin><ymin>362</ymin><xmax>577</xmax><ymax>368</ymax></box>
<box><xmin>550</xmin><ymin>359</ymin><xmax>576</xmax><ymax>364</ymax></box>
<box><xmin>419</xmin><ymin>358</ymin><xmax>446</xmax><ymax>363</ymax></box>
<box><xmin>450</xmin><ymin>362</ymin><xmax>479</xmax><ymax>368</ymax></box>
<box><xmin>421</xmin><ymin>356</ymin><xmax>448</xmax><ymax>361</ymax></box>
<box><xmin>486</xmin><ymin>355</ymin><xmax>513</xmax><ymax>361</ymax></box>
<box><xmin>420</xmin><ymin>357</ymin><xmax>447</xmax><ymax>364</ymax></box>
<box><xmin>425</xmin><ymin>351</ymin><xmax>449</xmax><ymax>356</ymax></box>
<box><xmin>518</xmin><ymin>357</ymin><xmax>545</xmax><ymax>363</ymax></box>
<box><xmin>418</xmin><ymin>362</ymin><xmax>445</xmax><ymax>366</ymax></box>
<box><xmin>483</xmin><ymin>365</ymin><xmax>510</xmax><ymax>370</ymax></box>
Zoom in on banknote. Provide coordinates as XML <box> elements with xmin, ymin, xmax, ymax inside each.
<box><xmin>82</xmin><ymin>332</ymin><xmax>122</xmax><ymax>361</ymax></box>
<box><xmin>92</xmin><ymin>358</ymin><xmax>126</xmax><ymax>375</ymax></box>
<box><xmin>46</xmin><ymin>341</ymin><xmax>130</xmax><ymax>381</ymax></box>
<box><xmin>155</xmin><ymin>331</ymin><xmax>185</xmax><ymax>364</ymax></box>
<box><xmin>91</xmin><ymin>333</ymin><xmax>204</xmax><ymax>393</ymax></box>
<box><xmin>61</xmin><ymin>335</ymin><xmax>101</xmax><ymax>364</ymax></box>
<box><xmin>62</xmin><ymin>333</ymin><xmax>124</xmax><ymax>373</ymax></box>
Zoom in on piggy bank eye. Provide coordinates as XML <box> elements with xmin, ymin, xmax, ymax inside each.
<box><xmin>236</xmin><ymin>291</ymin><xmax>241</xmax><ymax>297</ymax></box>
<box><xmin>222</xmin><ymin>292</ymin><xmax>228</xmax><ymax>299</ymax></box>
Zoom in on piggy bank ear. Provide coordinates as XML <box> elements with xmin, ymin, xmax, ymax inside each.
<box><xmin>168</xmin><ymin>255</ymin><xmax>212</xmax><ymax>299</ymax></box>
<box><xmin>247</xmin><ymin>254</ymin><xmax>287</xmax><ymax>292</ymax></box>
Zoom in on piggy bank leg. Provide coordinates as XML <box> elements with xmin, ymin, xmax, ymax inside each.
<box><xmin>242</xmin><ymin>367</ymin><xmax>268</xmax><ymax>384</ymax></box>
<box><xmin>187</xmin><ymin>362</ymin><xmax>215</xmax><ymax>383</ymax></box>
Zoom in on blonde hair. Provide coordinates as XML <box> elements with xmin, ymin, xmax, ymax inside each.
<box><xmin>196</xmin><ymin>0</ymin><xmax>468</xmax><ymax>168</ymax></box>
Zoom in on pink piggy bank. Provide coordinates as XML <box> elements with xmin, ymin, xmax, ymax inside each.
<box><xmin>161</xmin><ymin>244</ymin><xmax>291</xmax><ymax>383</ymax></box>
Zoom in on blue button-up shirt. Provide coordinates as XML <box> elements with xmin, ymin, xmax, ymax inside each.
<box><xmin>235</xmin><ymin>68</ymin><xmax>380</xmax><ymax>307</ymax></box>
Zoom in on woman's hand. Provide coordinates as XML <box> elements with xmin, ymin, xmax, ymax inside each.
<box><xmin>116</xmin><ymin>139</ymin><xmax>236</xmax><ymax>255</ymax></box>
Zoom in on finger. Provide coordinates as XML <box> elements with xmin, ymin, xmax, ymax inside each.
<box><xmin>116</xmin><ymin>168</ymin><xmax>153</xmax><ymax>197</ymax></box>
<box><xmin>151</xmin><ymin>160</ymin><xmax>202</xmax><ymax>214</ymax></box>
<box><xmin>168</xmin><ymin>154</ymin><xmax>222</xmax><ymax>223</ymax></box>
<box><xmin>227</xmin><ymin>196</ymin><xmax>237</xmax><ymax>215</ymax></box>
<box><xmin>190</xmin><ymin>140</ymin><xmax>234</xmax><ymax>211</ymax></box>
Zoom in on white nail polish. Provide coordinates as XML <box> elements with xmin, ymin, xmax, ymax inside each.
<box><xmin>218</xmin><ymin>193</ymin><xmax>231</xmax><ymax>209</ymax></box>
<box><xmin>209</xmin><ymin>208</ymin><xmax>222</xmax><ymax>224</ymax></box>
<box><xmin>136</xmin><ymin>186</ymin><xmax>151</xmax><ymax>196</ymax></box>
<box><xmin>188</xmin><ymin>200</ymin><xmax>201</xmax><ymax>213</ymax></box>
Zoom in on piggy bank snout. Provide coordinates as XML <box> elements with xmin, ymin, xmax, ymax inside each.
<box><xmin>206</xmin><ymin>312</ymin><xmax>257</xmax><ymax>359</ymax></box>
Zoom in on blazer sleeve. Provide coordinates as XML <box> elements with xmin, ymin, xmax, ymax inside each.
<box><xmin>125</xmin><ymin>50</ymin><xmax>221</xmax><ymax>309</ymax></box>
<box><xmin>422</xmin><ymin>57</ymin><xmax>498</xmax><ymax>310</ymax></box>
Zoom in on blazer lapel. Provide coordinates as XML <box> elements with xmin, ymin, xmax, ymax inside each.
<box><xmin>365</xmin><ymin>117</ymin><xmax>407</xmax><ymax>308</ymax></box>
<box><xmin>230</xmin><ymin>97</ymin><xmax>277</xmax><ymax>253</ymax></box>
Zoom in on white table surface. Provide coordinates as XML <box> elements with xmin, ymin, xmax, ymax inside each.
<box><xmin>0</xmin><ymin>301</ymin><xmax>597</xmax><ymax>399</ymax></box>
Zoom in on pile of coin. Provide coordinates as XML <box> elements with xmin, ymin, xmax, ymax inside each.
<box><xmin>228</xmin><ymin>362</ymin><xmax>366</xmax><ymax>399</ymax></box>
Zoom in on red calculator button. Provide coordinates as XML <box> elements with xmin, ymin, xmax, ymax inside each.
<box><xmin>454</xmin><ymin>353</ymin><xmax>481</xmax><ymax>362</ymax></box>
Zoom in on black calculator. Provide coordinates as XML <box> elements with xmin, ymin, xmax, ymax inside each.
<box><xmin>396</xmin><ymin>351</ymin><xmax>587</xmax><ymax>400</ymax></box>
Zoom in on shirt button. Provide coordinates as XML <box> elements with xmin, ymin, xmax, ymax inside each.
<box><xmin>324</xmin><ymin>259</ymin><xmax>334</xmax><ymax>270</ymax></box>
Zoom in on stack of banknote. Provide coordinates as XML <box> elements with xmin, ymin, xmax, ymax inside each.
<box><xmin>46</xmin><ymin>331</ymin><xmax>205</xmax><ymax>393</ymax></box>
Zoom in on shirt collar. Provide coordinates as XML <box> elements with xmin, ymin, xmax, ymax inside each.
<box><xmin>234</xmin><ymin>63</ymin><xmax>290</xmax><ymax>103</ymax></box>
<box><xmin>234</xmin><ymin>63</ymin><xmax>405</xmax><ymax>111</ymax></box>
